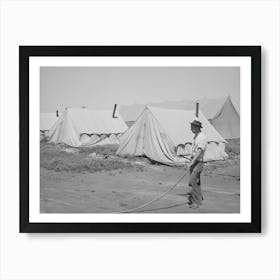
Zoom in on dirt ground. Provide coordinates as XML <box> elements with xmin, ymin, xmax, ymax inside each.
<box><xmin>40</xmin><ymin>155</ymin><xmax>240</xmax><ymax>213</ymax></box>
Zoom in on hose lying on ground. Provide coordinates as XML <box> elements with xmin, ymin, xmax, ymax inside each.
<box><xmin>115</xmin><ymin>169</ymin><xmax>189</xmax><ymax>214</ymax></box>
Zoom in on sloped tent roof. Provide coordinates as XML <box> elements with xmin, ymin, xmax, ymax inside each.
<box><xmin>200</xmin><ymin>98</ymin><xmax>226</xmax><ymax>120</ymax></box>
<box><xmin>210</xmin><ymin>96</ymin><xmax>240</xmax><ymax>139</ymax></box>
<box><xmin>48</xmin><ymin>108</ymin><xmax>128</xmax><ymax>147</ymax></box>
<box><xmin>119</xmin><ymin>104</ymin><xmax>145</xmax><ymax>123</ymax></box>
<box><xmin>40</xmin><ymin>113</ymin><xmax>59</xmax><ymax>132</ymax></box>
<box><xmin>117</xmin><ymin>106</ymin><xmax>228</xmax><ymax>166</ymax></box>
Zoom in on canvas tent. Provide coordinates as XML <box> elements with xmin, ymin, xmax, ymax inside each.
<box><xmin>117</xmin><ymin>106</ymin><xmax>228</xmax><ymax>166</ymax></box>
<box><xmin>48</xmin><ymin>107</ymin><xmax>128</xmax><ymax>147</ymax></box>
<box><xmin>209</xmin><ymin>96</ymin><xmax>240</xmax><ymax>139</ymax></box>
<box><xmin>40</xmin><ymin>112</ymin><xmax>59</xmax><ymax>140</ymax></box>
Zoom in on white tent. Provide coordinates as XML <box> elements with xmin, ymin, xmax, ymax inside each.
<box><xmin>209</xmin><ymin>96</ymin><xmax>240</xmax><ymax>139</ymax></box>
<box><xmin>48</xmin><ymin>107</ymin><xmax>128</xmax><ymax>147</ymax></box>
<box><xmin>117</xmin><ymin>106</ymin><xmax>228</xmax><ymax>166</ymax></box>
<box><xmin>40</xmin><ymin>112</ymin><xmax>59</xmax><ymax>140</ymax></box>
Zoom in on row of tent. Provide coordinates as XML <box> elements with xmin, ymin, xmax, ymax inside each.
<box><xmin>120</xmin><ymin>96</ymin><xmax>240</xmax><ymax>140</ymax></box>
<box><xmin>40</xmin><ymin>98</ymin><xmax>236</xmax><ymax>165</ymax></box>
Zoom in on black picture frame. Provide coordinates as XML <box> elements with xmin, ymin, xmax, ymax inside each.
<box><xmin>20</xmin><ymin>46</ymin><xmax>261</xmax><ymax>233</ymax></box>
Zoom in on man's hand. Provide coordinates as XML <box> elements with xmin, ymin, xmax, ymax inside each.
<box><xmin>190</xmin><ymin>148</ymin><xmax>202</xmax><ymax>170</ymax></box>
<box><xmin>189</xmin><ymin>162</ymin><xmax>194</xmax><ymax>173</ymax></box>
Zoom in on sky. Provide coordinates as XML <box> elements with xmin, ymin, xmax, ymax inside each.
<box><xmin>40</xmin><ymin>66</ymin><xmax>240</xmax><ymax>113</ymax></box>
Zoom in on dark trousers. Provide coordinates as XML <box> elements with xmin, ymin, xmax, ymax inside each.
<box><xmin>188</xmin><ymin>161</ymin><xmax>203</xmax><ymax>205</ymax></box>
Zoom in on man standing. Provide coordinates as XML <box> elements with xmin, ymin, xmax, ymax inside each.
<box><xmin>187</xmin><ymin>120</ymin><xmax>207</xmax><ymax>208</ymax></box>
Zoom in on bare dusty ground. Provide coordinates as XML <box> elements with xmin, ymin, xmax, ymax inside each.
<box><xmin>40</xmin><ymin>157</ymin><xmax>240</xmax><ymax>213</ymax></box>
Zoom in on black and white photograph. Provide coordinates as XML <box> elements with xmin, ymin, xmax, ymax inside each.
<box><xmin>20</xmin><ymin>46</ymin><xmax>260</xmax><ymax>232</ymax></box>
<box><xmin>40</xmin><ymin>66</ymin><xmax>240</xmax><ymax>214</ymax></box>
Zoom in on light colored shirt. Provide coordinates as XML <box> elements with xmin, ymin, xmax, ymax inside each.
<box><xmin>191</xmin><ymin>132</ymin><xmax>207</xmax><ymax>161</ymax></box>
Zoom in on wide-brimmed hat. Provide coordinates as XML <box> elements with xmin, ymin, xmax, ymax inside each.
<box><xmin>190</xmin><ymin>120</ymin><xmax>203</xmax><ymax>128</ymax></box>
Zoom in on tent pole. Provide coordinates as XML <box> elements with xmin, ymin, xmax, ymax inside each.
<box><xmin>196</xmin><ymin>102</ymin><xmax>199</xmax><ymax>117</ymax></box>
<box><xmin>112</xmin><ymin>104</ymin><xmax>118</xmax><ymax>118</ymax></box>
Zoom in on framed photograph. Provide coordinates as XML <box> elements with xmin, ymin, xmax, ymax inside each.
<box><xmin>20</xmin><ymin>46</ymin><xmax>261</xmax><ymax>233</ymax></box>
